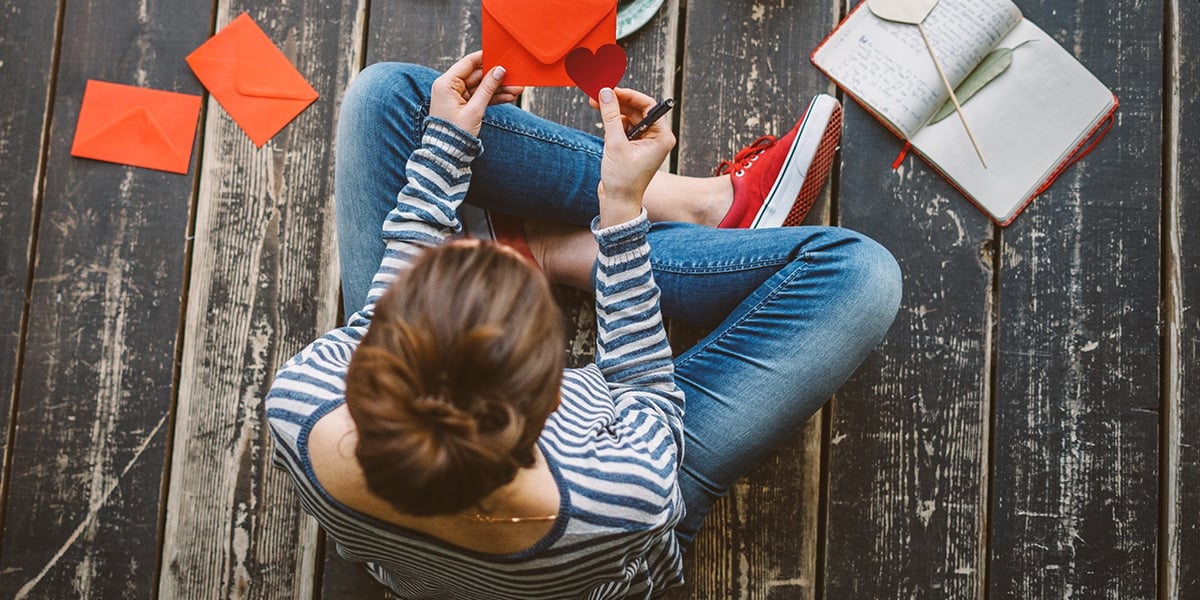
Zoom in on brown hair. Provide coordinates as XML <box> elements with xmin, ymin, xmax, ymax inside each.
<box><xmin>344</xmin><ymin>240</ymin><xmax>565</xmax><ymax>516</ymax></box>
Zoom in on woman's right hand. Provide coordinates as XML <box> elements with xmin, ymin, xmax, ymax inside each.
<box><xmin>595</xmin><ymin>87</ymin><xmax>676</xmax><ymax>228</ymax></box>
<box><xmin>428</xmin><ymin>51</ymin><xmax>524</xmax><ymax>138</ymax></box>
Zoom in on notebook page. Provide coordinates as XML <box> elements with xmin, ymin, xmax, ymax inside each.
<box><xmin>814</xmin><ymin>0</ymin><xmax>1022</xmax><ymax>137</ymax></box>
<box><xmin>910</xmin><ymin>19</ymin><xmax>1114</xmax><ymax>222</ymax></box>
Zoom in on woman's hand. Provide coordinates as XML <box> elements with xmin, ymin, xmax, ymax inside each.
<box><xmin>428</xmin><ymin>51</ymin><xmax>524</xmax><ymax>137</ymax></box>
<box><xmin>594</xmin><ymin>87</ymin><xmax>676</xmax><ymax>228</ymax></box>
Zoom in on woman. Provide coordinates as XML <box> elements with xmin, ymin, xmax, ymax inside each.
<box><xmin>265</xmin><ymin>52</ymin><xmax>901</xmax><ymax>598</ymax></box>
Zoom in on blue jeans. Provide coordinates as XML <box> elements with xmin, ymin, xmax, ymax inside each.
<box><xmin>335</xmin><ymin>63</ymin><xmax>902</xmax><ymax>546</ymax></box>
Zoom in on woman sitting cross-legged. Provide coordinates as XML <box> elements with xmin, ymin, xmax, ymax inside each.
<box><xmin>264</xmin><ymin>51</ymin><xmax>901</xmax><ymax>599</ymax></box>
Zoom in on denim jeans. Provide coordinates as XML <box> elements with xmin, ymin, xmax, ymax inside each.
<box><xmin>335</xmin><ymin>63</ymin><xmax>902</xmax><ymax>546</ymax></box>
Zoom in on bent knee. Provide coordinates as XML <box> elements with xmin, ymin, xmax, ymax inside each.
<box><xmin>341</xmin><ymin>62</ymin><xmax>437</xmax><ymax>119</ymax></box>
<box><xmin>814</xmin><ymin>228</ymin><xmax>903</xmax><ymax>335</ymax></box>
<box><xmin>351</xmin><ymin>62</ymin><xmax>438</xmax><ymax>93</ymax></box>
<box><xmin>842</xmin><ymin>232</ymin><xmax>902</xmax><ymax>304</ymax></box>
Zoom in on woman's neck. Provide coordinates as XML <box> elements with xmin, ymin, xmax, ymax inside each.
<box><xmin>461</xmin><ymin>447</ymin><xmax>559</xmax><ymax>521</ymax></box>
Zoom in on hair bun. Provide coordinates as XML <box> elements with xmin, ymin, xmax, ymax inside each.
<box><xmin>408</xmin><ymin>394</ymin><xmax>475</xmax><ymax>436</ymax></box>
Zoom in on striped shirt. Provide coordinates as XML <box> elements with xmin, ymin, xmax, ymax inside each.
<box><xmin>265</xmin><ymin>118</ymin><xmax>686</xmax><ymax>599</ymax></box>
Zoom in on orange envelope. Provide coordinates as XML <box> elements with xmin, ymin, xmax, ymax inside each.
<box><xmin>70</xmin><ymin>80</ymin><xmax>202</xmax><ymax>174</ymax></box>
<box><xmin>186</xmin><ymin>12</ymin><xmax>318</xmax><ymax>147</ymax></box>
<box><xmin>482</xmin><ymin>0</ymin><xmax>617</xmax><ymax>86</ymax></box>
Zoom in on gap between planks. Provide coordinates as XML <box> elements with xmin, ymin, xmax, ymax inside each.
<box><xmin>0</xmin><ymin>0</ymin><xmax>68</xmax><ymax>553</ymax></box>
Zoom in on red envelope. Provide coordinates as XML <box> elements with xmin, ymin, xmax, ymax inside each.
<box><xmin>187</xmin><ymin>12</ymin><xmax>318</xmax><ymax>147</ymax></box>
<box><xmin>70</xmin><ymin>80</ymin><xmax>202</xmax><ymax>174</ymax></box>
<box><xmin>482</xmin><ymin>0</ymin><xmax>617</xmax><ymax>86</ymax></box>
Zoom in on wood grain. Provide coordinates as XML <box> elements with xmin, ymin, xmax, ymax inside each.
<box><xmin>989</xmin><ymin>2</ymin><xmax>1162</xmax><ymax>598</ymax></box>
<box><xmin>1167</xmin><ymin>0</ymin><xmax>1197</xmax><ymax>595</ymax></box>
<box><xmin>0</xmin><ymin>0</ymin><xmax>61</xmax><ymax>525</ymax></box>
<box><xmin>156</xmin><ymin>1</ymin><xmax>364</xmax><ymax>598</ymax></box>
<box><xmin>671</xmin><ymin>1</ymin><xmax>840</xmax><ymax>597</ymax></box>
<box><xmin>0</xmin><ymin>0</ymin><xmax>210</xmax><ymax>597</ymax></box>
<box><xmin>825</xmin><ymin>82</ymin><xmax>994</xmax><ymax>600</ymax></box>
<box><xmin>366</xmin><ymin>0</ymin><xmax>481</xmax><ymax>68</ymax></box>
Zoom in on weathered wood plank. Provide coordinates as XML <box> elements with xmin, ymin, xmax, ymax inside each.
<box><xmin>1167</xmin><ymin>0</ymin><xmax>1196</xmax><ymax>595</ymax></box>
<box><xmin>989</xmin><ymin>2</ymin><xmax>1162</xmax><ymax>598</ymax></box>
<box><xmin>156</xmin><ymin>1</ymin><xmax>364</xmax><ymax>598</ymax></box>
<box><xmin>0</xmin><ymin>0</ymin><xmax>61</xmax><ymax>518</ymax></box>
<box><xmin>826</xmin><ymin>97</ymin><xmax>993</xmax><ymax>598</ymax></box>
<box><xmin>366</xmin><ymin>0</ymin><xmax>481</xmax><ymax>67</ymax></box>
<box><xmin>313</xmin><ymin>1</ymin><xmax>483</xmax><ymax>596</ymax></box>
<box><xmin>672</xmin><ymin>1</ymin><xmax>839</xmax><ymax>598</ymax></box>
<box><xmin>0</xmin><ymin>0</ymin><xmax>210</xmax><ymax>597</ymax></box>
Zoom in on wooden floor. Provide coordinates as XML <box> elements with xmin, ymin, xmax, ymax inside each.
<box><xmin>0</xmin><ymin>0</ymin><xmax>1195</xmax><ymax>598</ymax></box>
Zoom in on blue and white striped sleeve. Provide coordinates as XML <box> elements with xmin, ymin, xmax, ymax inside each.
<box><xmin>591</xmin><ymin>210</ymin><xmax>685</xmax><ymax>455</ymax></box>
<box><xmin>345</xmin><ymin>117</ymin><xmax>482</xmax><ymax>328</ymax></box>
<box><xmin>265</xmin><ymin>326</ymin><xmax>363</xmax><ymax>464</ymax></box>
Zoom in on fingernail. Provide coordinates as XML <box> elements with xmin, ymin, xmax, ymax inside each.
<box><xmin>599</xmin><ymin>88</ymin><xmax>614</xmax><ymax>103</ymax></box>
<box><xmin>492</xmin><ymin>66</ymin><xmax>506</xmax><ymax>80</ymax></box>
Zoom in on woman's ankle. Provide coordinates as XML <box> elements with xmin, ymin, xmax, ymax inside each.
<box><xmin>524</xmin><ymin>222</ymin><xmax>596</xmax><ymax>290</ymax></box>
<box><xmin>698</xmin><ymin>176</ymin><xmax>735</xmax><ymax>227</ymax></box>
<box><xmin>643</xmin><ymin>173</ymin><xmax>734</xmax><ymax>227</ymax></box>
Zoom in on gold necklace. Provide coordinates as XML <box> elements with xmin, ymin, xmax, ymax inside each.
<box><xmin>461</xmin><ymin>512</ymin><xmax>558</xmax><ymax>524</ymax></box>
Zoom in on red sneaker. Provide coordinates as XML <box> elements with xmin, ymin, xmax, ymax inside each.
<box><xmin>716</xmin><ymin>94</ymin><xmax>842</xmax><ymax>228</ymax></box>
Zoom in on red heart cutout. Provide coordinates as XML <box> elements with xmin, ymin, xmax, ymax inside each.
<box><xmin>565</xmin><ymin>44</ymin><xmax>627</xmax><ymax>101</ymax></box>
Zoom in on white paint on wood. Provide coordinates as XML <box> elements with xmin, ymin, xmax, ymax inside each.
<box><xmin>1163</xmin><ymin>0</ymin><xmax>1183</xmax><ymax>597</ymax></box>
<box><xmin>77</xmin><ymin>177</ymin><xmax>134</xmax><ymax>597</ymax></box>
<box><xmin>976</xmin><ymin>220</ymin><xmax>997</xmax><ymax>600</ymax></box>
<box><xmin>14</xmin><ymin>414</ymin><xmax>167</xmax><ymax>599</ymax></box>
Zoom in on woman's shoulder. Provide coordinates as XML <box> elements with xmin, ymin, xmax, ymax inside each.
<box><xmin>546</xmin><ymin>367</ymin><xmax>677</xmax><ymax>458</ymax></box>
<box><xmin>304</xmin><ymin>407</ymin><xmax>410</xmax><ymax>526</ymax></box>
<box><xmin>547</xmin><ymin>367</ymin><xmax>614</xmax><ymax>428</ymax></box>
<box><xmin>266</xmin><ymin>326</ymin><xmax>362</xmax><ymax>414</ymax></box>
<box><xmin>288</xmin><ymin>325</ymin><xmax>364</xmax><ymax>373</ymax></box>
<box><xmin>307</xmin><ymin>406</ymin><xmax>361</xmax><ymax>492</ymax></box>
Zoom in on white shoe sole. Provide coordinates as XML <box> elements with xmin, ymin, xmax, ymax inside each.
<box><xmin>750</xmin><ymin>94</ymin><xmax>841</xmax><ymax>228</ymax></box>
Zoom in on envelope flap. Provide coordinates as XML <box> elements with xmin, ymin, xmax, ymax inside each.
<box><xmin>483</xmin><ymin>0</ymin><xmax>615</xmax><ymax>64</ymax></box>
<box><xmin>232</xmin><ymin>14</ymin><xmax>318</xmax><ymax>100</ymax></box>
<box><xmin>79</xmin><ymin>107</ymin><xmax>186</xmax><ymax>166</ymax></box>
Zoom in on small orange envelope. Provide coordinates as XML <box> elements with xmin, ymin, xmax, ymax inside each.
<box><xmin>186</xmin><ymin>12</ymin><xmax>318</xmax><ymax>147</ymax></box>
<box><xmin>70</xmin><ymin>80</ymin><xmax>202</xmax><ymax>174</ymax></box>
<box><xmin>482</xmin><ymin>0</ymin><xmax>617</xmax><ymax>86</ymax></box>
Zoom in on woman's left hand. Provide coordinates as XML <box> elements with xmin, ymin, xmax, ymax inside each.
<box><xmin>429</xmin><ymin>51</ymin><xmax>524</xmax><ymax>137</ymax></box>
<box><xmin>594</xmin><ymin>87</ymin><xmax>676</xmax><ymax>228</ymax></box>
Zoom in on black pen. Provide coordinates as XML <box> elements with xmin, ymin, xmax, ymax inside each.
<box><xmin>625</xmin><ymin>98</ymin><xmax>675</xmax><ymax>140</ymax></box>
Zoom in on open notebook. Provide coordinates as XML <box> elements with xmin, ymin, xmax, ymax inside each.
<box><xmin>812</xmin><ymin>0</ymin><xmax>1117</xmax><ymax>225</ymax></box>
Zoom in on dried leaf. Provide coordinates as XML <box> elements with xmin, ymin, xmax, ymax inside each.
<box><xmin>930</xmin><ymin>39</ymin><xmax>1036</xmax><ymax>124</ymax></box>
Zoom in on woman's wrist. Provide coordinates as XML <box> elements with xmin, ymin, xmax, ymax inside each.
<box><xmin>592</xmin><ymin>208</ymin><xmax>650</xmax><ymax>250</ymax></box>
<box><xmin>597</xmin><ymin>181</ymin><xmax>645</xmax><ymax>229</ymax></box>
<box><xmin>598</xmin><ymin>196</ymin><xmax>643</xmax><ymax>229</ymax></box>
